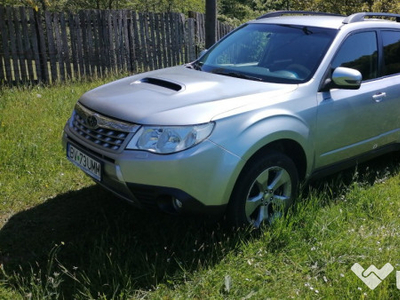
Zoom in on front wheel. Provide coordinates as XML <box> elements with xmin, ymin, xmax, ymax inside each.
<box><xmin>227</xmin><ymin>151</ymin><xmax>299</xmax><ymax>228</ymax></box>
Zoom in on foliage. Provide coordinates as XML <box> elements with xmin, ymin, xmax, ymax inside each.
<box><xmin>0</xmin><ymin>0</ymin><xmax>205</xmax><ymax>12</ymax></box>
<box><xmin>218</xmin><ymin>0</ymin><xmax>290</xmax><ymax>26</ymax></box>
<box><xmin>218</xmin><ymin>0</ymin><xmax>400</xmax><ymax>25</ymax></box>
<box><xmin>0</xmin><ymin>0</ymin><xmax>67</xmax><ymax>11</ymax></box>
<box><xmin>289</xmin><ymin>0</ymin><xmax>400</xmax><ymax>15</ymax></box>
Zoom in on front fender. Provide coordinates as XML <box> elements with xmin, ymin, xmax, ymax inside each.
<box><xmin>209</xmin><ymin>109</ymin><xmax>315</xmax><ymax>202</ymax></box>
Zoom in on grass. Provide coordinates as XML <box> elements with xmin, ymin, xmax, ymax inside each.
<box><xmin>1</xmin><ymin>79</ymin><xmax>400</xmax><ymax>299</ymax></box>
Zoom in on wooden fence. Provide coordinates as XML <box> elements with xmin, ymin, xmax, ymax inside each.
<box><xmin>0</xmin><ymin>7</ymin><xmax>233</xmax><ymax>85</ymax></box>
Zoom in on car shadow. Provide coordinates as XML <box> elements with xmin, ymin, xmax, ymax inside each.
<box><xmin>0</xmin><ymin>185</ymin><xmax>242</xmax><ymax>297</ymax></box>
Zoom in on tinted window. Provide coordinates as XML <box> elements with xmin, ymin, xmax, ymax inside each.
<box><xmin>382</xmin><ymin>31</ymin><xmax>400</xmax><ymax>76</ymax></box>
<box><xmin>332</xmin><ymin>32</ymin><xmax>378</xmax><ymax>81</ymax></box>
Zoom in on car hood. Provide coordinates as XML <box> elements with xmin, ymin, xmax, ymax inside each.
<box><xmin>79</xmin><ymin>66</ymin><xmax>298</xmax><ymax>125</ymax></box>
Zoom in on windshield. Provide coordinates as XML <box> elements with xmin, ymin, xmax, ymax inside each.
<box><xmin>194</xmin><ymin>23</ymin><xmax>337</xmax><ymax>84</ymax></box>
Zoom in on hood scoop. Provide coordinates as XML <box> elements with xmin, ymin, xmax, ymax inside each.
<box><xmin>136</xmin><ymin>77</ymin><xmax>183</xmax><ymax>92</ymax></box>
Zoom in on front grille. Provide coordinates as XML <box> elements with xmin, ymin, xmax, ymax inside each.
<box><xmin>72</xmin><ymin>113</ymin><xmax>128</xmax><ymax>151</ymax></box>
<box><xmin>70</xmin><ymin>102</ymin><xmax>140</xmax><ymax>152</ymax></box>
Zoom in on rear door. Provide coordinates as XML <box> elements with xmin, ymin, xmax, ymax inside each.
<box><xmin>379</xmin><ymin>30</ymin><xmax>400</xmax><ymax>141</ymax></box>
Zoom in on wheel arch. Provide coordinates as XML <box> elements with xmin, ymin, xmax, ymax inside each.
<box><xmin>226</xmin><ymin>139</ymin><xmax>305</xmax><ymax>227</ymax></box>
<box><xmin>225</xmin><ymin>137</ymin><xmax>309</xmax><ymax>213</ymax></box>
<box><xmin>243</xmin><ymin>139</ymin><xmax>308</xmax><ymax>182</ymax></box>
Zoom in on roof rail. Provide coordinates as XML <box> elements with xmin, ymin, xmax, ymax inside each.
<box><xmin>343</xmin><ymin>12</ymin><xmax>400</xmax><ymax>24</ymax></box>
<box><xmin>257</xmin><ymin>10</ymin><xmax>343</xmax><ymax>20</ymax></box>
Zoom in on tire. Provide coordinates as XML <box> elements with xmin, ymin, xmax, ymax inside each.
<box><xmin>227</xmin><ymin>151</ymin><xmax>299</xmax><ymax>228</ymax></box>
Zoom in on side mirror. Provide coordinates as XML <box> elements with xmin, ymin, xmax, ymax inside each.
<box><xmin>331</xmin><ymin>67</ymin><xmax>362</xmax><ymax>90</ymax></box>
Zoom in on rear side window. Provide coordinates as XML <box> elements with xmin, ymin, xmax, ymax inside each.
<box><xmin>382</xmin><ymin>31</ymin><xmax>400</xmax><ymax>76</ymax></box>
<box><xmin>332</xmin><ymin>31</ymin><xmax>378</xmax><ymax>81</ymax></box>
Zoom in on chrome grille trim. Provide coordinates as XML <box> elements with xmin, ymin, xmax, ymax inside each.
<box><xmin>70</xmin><ymin>102</ymin><xmax>140</xmax><ymax>151</ymax></box>
<box><xmin>75</xmin><ymin>102</ymin><xmax>140</xmax><ymax>133</ymax></box>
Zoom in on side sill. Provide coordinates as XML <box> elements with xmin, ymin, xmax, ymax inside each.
<box><xmin>309</xmin><ymin>143</ymin><xmax>400</xmax><ymax>182</ymax></box>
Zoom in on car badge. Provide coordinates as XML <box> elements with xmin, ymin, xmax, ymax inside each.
<box><xmin>86</xmin><ymin>115</ymin><xmax>98</xmax><ymax>129</ymax></box>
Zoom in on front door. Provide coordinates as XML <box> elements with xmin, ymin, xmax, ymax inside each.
<box><xmin>315</xmin><ymin>31</ymin><xmax>390</xmax><ymax>168</ymax></box>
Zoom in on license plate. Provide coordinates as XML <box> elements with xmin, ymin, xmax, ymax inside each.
<box><xmin>67</xmin><ymin>143</ymin><xmax>102</xmax><ymax>181</ymax></box>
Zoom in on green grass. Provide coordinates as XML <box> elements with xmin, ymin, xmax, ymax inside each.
<box><xmin>1</xmin><ymin>80</ymin><xmax>400</xmax><ymax>299</ymax></box>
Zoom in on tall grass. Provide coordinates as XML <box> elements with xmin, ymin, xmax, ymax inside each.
<box><xmin>1</xmin><ymin>80</ymin><xmax>400</xmax><ymax>298</ymax></box>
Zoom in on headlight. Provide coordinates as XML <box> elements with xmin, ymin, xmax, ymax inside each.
<box><xmin>126</xmin><ymin>123</ymin><xmax>215</xmax><ymax>154</ymax></box>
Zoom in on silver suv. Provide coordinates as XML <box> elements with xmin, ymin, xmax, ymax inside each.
<box><xmin>62</xmin><ymin>11</ymin><xmax>400</xmax><ymax>227</ymax></box>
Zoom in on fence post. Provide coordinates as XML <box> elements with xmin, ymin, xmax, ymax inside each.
<box><xmin>33</xmin><ymin>9</ymin><xmax>49</xmax><ymax>83</ymax></box>
<box><xmin>186</xmin><ymin>17</ymin><xmax>195</xmax><ymax>62</ymax></box>
<box><xmin>0</xmin><ymin>7</ymin><xmax>11</xmax><ymax>84</ymax></box>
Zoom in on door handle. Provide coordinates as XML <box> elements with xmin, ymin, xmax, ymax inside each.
<box><xmin>372</xmin><ymin>92</ymin><xmax>386</xmax><ymax>103</ymax></box>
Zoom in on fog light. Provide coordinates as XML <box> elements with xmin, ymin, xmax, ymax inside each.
<box><xmin>115</xmin><ymin>165</ymin><xmax>124</xmax><ymax>182</ymax></box>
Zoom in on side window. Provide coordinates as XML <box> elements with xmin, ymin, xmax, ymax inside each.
<box><xmin>332</xmin><ymin>32</ymin><xmax>378</xmax><ymax>81</ymax></box>
<box><xmin>382</xmin><ymin>31</ymin><xmax>400</xmax><ymax>76</ymax></box>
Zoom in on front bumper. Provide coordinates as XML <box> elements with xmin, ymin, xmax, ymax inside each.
<box><xmin>62</xmin><ymin>124</ymin><xmax>242</xmax><ymax>216</ymax></box>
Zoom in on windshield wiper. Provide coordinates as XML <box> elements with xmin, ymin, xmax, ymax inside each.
<box><xmin>185</xmin><ymin>61</ymin><xmax>202</xmax><ymax>71</ymax></box>
<box><xmin>212</xmin><ymin>69</ymin><xmax>263</xmax><ymax>81</ymax></box>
